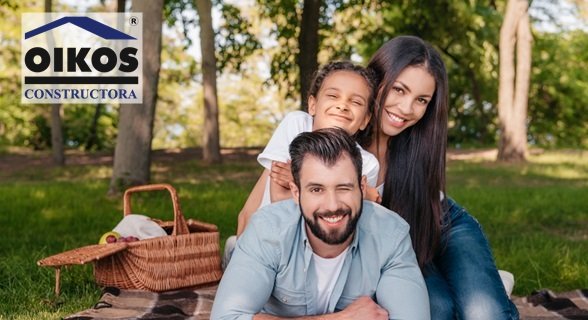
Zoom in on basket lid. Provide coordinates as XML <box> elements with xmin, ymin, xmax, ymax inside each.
<box><xmin>37</xmin><ymin>243</ymin><xmax>128</xmax><ymax>267</ymax></box>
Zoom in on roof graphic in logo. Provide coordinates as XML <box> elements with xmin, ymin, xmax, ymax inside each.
<box><xmin>25</xmin><ymin>16</ymin><xmax>136</xmax><ymax>40</ymax></box>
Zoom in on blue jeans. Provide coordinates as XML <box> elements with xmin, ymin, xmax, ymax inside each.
<box><xmin>424</xmin><ymin>198</ymin><xmax>519</xmax><ymax>320</ymax></box>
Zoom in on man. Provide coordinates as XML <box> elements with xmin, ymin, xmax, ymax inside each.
<box><xmin>211</xmin><ymin>128</ymin><xmax>429</xmax><ymax>320</ymax></box>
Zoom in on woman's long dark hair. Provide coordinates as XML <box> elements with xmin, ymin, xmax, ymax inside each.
<box><xmin>365</xmin><ymin>36</ymin><xmax>449</xmax><ymax>269</ymax></box>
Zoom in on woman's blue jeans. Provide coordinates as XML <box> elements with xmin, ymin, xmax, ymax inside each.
<box><xmin>424</xmin><ymin>198</ymin><xmax>519</xmax><ymax>320</ymax></box>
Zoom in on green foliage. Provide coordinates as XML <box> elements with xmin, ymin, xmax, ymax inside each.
<box><xmin>30</xmin><ymin>113</ymin><xmax>51</xmax><ymax>150</ymax></box>
<box><xmin>1</xmin><ymin>0</ymin><xmax>588</xmax><ymax>152</ymax></box>
<box><xmin>0</xmin><ymin>1</ymin><xmax>41</xmax><ymax>149</ymax></box>
<box><xmin>216</xmin><ymin>3</ymin><xmax>262</xmax><ymax>71</ymax></box>
<box><xmin>170</xmin><ymin>63</ymin><xmax>298</xmax><ymax>148</ymax></box>
<box><xmin>255</xmin><ymin>0</ymin><xmax>301</xmax><ymax>98</ymax></box>
<box><xmin>164</xmin><ymin>0</ymin><xmax>260</xmax><ymax>72</ymax></box>
<box><xmin>63</xmin><ymin>105</ymin><xmax>118</xmax><ymax>150</ymax></box>
<box><xmin>217</xmin><ymin>71</ymin><xmax>292</xmax><ymax>147</ymax></box>
<box><xmin>528</xmin><ymin>31</ymin><xmax>588</xmax><ymax>148</ymax></box>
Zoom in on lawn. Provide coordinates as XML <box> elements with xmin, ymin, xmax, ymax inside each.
<box><xmin>0</xmin><ymin>149</ymin><xmax>586</xmax><ymax>319</ymax></box>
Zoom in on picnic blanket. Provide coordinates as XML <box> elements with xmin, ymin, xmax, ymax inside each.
<box><xmin>65</xmin><ymin>286</ymin><xmax>588</xmax><ymax>320</ymax></box>
<box><xmin>65</xmin><ymin>285</ymin><xmax>218</xmax><ymax>320</ymax></box>
<box><xmin>514</xmin><ymin>289</ymin><xmax>588</xmax><ymax>319</ymax></box>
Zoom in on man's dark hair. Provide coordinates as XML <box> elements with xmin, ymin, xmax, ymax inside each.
<box><xmin>289</xmin><ymin>128</ymin><xmax>363</xmax><ymax>188</ymax></box>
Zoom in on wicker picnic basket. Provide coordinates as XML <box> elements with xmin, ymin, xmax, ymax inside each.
<box><xmin>38</xmin><ymin>183</ymin><xmax>223</xmax><ymax>294</ymax></box>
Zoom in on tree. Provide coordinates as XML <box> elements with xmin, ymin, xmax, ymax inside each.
<box><xmin>45</xmin><ymin>0</ymin><xmax>65</xmax><ymax>166</ymax></box>
<box><xmin>497</xmin><ymin>0</ymin><xmax>532</xmax><ymax>162</ymax></box>
<box><xmin>256</xmin><ymin>0</ymin><xmax>325</xmax><ymax>110</ymax></box>
<box><xmin>298</xmin><ymin>0</ymin><xmax>320</xmax><ymax>109</ymax></box>
<box><xmin>164</xmin><ymin>0</ymin><xmax>259</xmax><ymax>159</ymax></box>
<box><xmin>109</xmin><ymin>0</ymin><xmax>164</xmax><ymax>194</ymax></box>
<box><xmin>528</xmin><ymin>31</ymin><xmax>588</xmax><ymax>148</ymax></box>
<box><xmin>85</xmin><ymin>0</ymin><xmax>125</xmax><ymax>150</ymax></box>
<box><xmin>195</xmin><ymin>0</ymin><xmax>221</xmax><ymax>163</ymax></box>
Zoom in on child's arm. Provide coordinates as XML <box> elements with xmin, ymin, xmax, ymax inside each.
<box><xmin>269</xmin><ymin>174</ymin><xmax>292</xmax><ymax>203</ymax></box>
<box><xmin>269</xmin><ymin>160</ymin><xmax>292</xmax><ymax>189</ymax></box>
<box><xmin>236</xmin><ymin>169</ymin><xmax>270</xmax><ymax>236</ymax></box>
<box><xmin>365</xmin><ymin>185</ymin><xmax>382</xmax><ymax>203</ymax></box>
<box><xmin>269</xmin><ymin>161</ymin><xmax>293</xmax><ymax>203</ymax></box>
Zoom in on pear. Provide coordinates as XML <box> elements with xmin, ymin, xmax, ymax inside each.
<box><xmin>99</xmin><ymin>231</ymin><xmax>121</xmax><ymax>244</ymax></box>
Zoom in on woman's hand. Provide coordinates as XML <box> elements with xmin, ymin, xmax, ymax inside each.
<box><xmin>270</xmin><ymin>160</ymin><xmax>293</xmax><ymax>189</ymax></box>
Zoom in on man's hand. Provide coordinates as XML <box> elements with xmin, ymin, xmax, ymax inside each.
<box><xmin>253</xmin><ymin>296</ymin><xmax>388</xmax><ymax>320</ymax></box>
<box><xmin>338</xmin><ymin>296</ymin><xmax>388</xmax><ymax>320</ymax></box>
<box><xmin>270</xmin><ymin>160</ymin><xmax>293</xmax><ymax>189</ymax></box>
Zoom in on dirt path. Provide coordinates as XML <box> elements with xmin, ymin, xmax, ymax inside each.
<box><xmin>0</xmin><ymin>147</ymin><xmax>262</xmax><ymax>176</ymax></box>
<box><xmin>0</xmin><ymin>147</ymin><xmax>498</xmax><ymax>176</ymax></box>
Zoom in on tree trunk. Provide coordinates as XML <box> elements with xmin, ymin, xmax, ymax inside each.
<box><xmin>117</xmin><ymin>0</ymin><xmax>126</xmax><ymax>12</ymax></box>
<box><xmin>298</xmin><ymin>0</ymin><xmax>321</xmax><ymax>110</ymax></box>
<box><xmin>50</xmin><ymin>103</ymin><xmax>65</xmax><ymax>165</ymax></box>
<box><xmin>45</xmin><ymin>0</ymin><xmax>65</xmax><ymax>166</ymax></box>
<box><xmin>85</xmin><ymin>104</ymin><xmax>102</xmax><ymax>150</ymax></box>
<box><xmin>195</xmin><ymin>0</ymin><xmax>222</xmax><ymax>163</ymax></box>
<box><xmin>497</xmin><ymin>0</ymin><xmax>531</xmax><ymax>162</ymax></box>
<box><xmin>92</xmin><ymin>0</ymin><xmax>124</xmax><ymax>152</ymax></box>
<box><xmin>109</xmin><ymin>0</ymin><xmax>163</xmax><ymax>194</ymax></box>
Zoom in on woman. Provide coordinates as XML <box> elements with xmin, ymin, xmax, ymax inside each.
<box><xmin>362</xmin><ymin>35</ymin><xmax>519</xmax><ymax>319</ymax></box>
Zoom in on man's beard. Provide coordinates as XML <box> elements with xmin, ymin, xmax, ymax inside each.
<box><xmin>301</xmin><ymin>199</ymin><xmax>362</xmax><ymax>245</ymax></box>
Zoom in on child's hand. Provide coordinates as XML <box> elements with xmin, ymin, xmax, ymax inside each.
<box><xmin>270</xmin><ymin>160</ymin><xmax>293</xmax><ymax>189</ymax></box>
<box><xmin>365</xmin><ymin>186</ymin><xmax>382</xmax><ymax>203</ymax></box>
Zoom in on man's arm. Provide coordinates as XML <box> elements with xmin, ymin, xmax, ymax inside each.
<box><xmin>211</xmin><ymin>219</ymin><xmax>278</xmax><ymax>320</ymax></box>
<box><xmin>375</xmin><ymin>231</ymin><xmax>430</xmax><ymax>320</ymax></box>
<box><xmin>253</xmin><ymin>297</ymin><xmax>388</xmax><ymax>320</ymax></box>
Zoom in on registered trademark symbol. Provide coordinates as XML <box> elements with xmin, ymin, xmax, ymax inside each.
<box><xmin>129</xmin><ymin>16</ymin><xmax>138</xmax><ymax>26</ymax></box>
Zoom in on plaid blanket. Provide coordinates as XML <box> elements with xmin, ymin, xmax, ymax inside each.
<box><xmin>66</xmin><ymin>286</ymin><xmax>588</xmax><ymax>320</ymax></box>
<box><xmin>65</xmin><ymin>285</ymin><xmax>218</xmax><ymax>320</ymax></box>
<box><xmin>514</xmin><ymin>289</ymin><xmax>588</xmax><ymax>319</ymax></box>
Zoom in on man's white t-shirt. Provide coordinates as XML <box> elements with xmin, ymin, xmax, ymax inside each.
<box><xmin>312</xmin><ymin>247</ymin><xmax>349</xmax><ymax>314</ymax></box>
<box><xmin>257</xmin><ymin>111</ymin><xmax>380</xmax><ymax>208</ymax></box>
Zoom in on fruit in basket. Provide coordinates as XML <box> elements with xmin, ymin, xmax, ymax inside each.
<box><xmin>99</xmin><ymin>231</ymin><xmax>121</xmax><ymax>244</ymax></box>
<box><xmin>119</xmin><ymin>236</ymin><xmax>139</xmax><ymax>242</ymax></box>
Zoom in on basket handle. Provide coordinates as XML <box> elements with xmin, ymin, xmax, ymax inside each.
<box><xmin>123</xmin><ymin>183</ymin><xmax>189</xmax><ymax>236</ymax></box>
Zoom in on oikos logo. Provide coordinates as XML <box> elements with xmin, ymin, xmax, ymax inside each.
<box><xmin>21</xmin><ymin>13</ymin><xmax>142</xmax><ymax>104</ymax></box>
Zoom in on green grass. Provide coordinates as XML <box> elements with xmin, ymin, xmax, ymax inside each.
<box><xmin>0</xmin><ymin>149</ymin><xmax>586</xmax><ymax>319</ymax></box>
<box><xmin>446</xmin><ymin>150</ymin><xmax>588</xmax><ymax>296</ymax></box>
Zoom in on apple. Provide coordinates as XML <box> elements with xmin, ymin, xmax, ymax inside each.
<box><xmin>99</xmin><ymin>231</ymin><xmax>121</xmax><ymax>244</ymax></box>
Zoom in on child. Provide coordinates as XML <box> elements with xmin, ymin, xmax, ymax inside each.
<box><xmin>223</xmin><ymin>61</ymin><xmax>380</xmax><ymax>269</ymax></box>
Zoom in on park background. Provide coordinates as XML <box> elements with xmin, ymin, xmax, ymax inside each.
<box><xmin>0</xmin><ymin>0</ymin><xmax>587</xmax><ymax>319</ymax></box>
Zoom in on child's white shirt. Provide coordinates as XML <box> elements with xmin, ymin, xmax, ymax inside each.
<box><xmin>257</xmin><ymin>111</ymin><xmax>379</xmax><ymax>208</ymax></box>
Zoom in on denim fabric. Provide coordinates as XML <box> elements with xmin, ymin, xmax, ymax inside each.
<box><xmin>425</xmin><ymin>198</ymin><xmax>519</xmax><ymax>320</ymax></box>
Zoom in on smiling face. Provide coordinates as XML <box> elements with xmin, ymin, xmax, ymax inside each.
<box><xmin>379</xmin><ymin>66</ymin><xmax>436</xmax><ymax>138</ymax></box>
<box><xmin>308</xmin><ymin>70</ymin><xmax>372</xmax><ymax>135</ymax></box>
<box><xmin>290</xmin><ymin>153</ymin><xmax>365</xmax><ymax>253</ymax></box>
